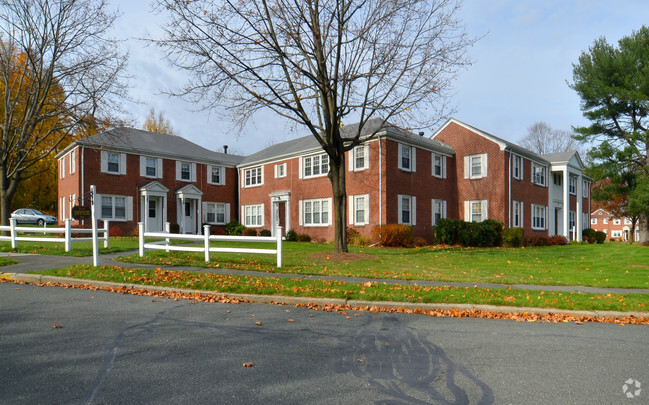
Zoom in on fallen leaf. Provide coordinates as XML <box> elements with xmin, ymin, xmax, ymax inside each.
<box><xmin>243</xmin><ymin>362</ymin><xmax>254</xmax><ymax>367</ymax></box>
<box><xmin>256</xmin><ymin>321</ymin><xmax>262</xmax><ymax>326</ymax></box>
<box><xmin>288</xmin><ymin>319</ymin><xmax>295</xmax><ymax>322</ymax></box>
<box><xmin>53</xmin><ymin>323</ymin><xmax>63</xmax><ymax>329</ymax></box>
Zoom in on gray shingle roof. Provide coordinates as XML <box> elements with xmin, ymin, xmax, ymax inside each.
<box><xmin>240</xmin><ymin>118</ymin><xmax>454</xmax><ymax>166</ymax></box>
<box><xmin>69</xmin><ymin>127</ymin><xmax>243</xmax><ymax>166</ymax></box>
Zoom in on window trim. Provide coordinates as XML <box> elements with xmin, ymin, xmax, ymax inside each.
<box><xmin>101</xmin><ymin>151</ymin><xmax>126</xmax><ymax>175</ymax></box>
<box><xmin>432</xmin><ymin>153</ymin><xmax>447</xmax><ymax>179</ymax></box>
<box><xmin>349</xmin><ymin>145</ymin><xmax>370</xmax><ymax>171</ymax></box>
<box><xmin>203</xmin><ymin>202</ymin><xmax>230</xmax><ymax>225</ymax></box>
<box><xmin>301</xmin><ymin>198</ymin><xmax>332</xmax><ymax>227</ymax></box>
<box><xmin>349</xmin><ymin>194</ymin><xmax>370</xmax><ymax>226</ymax></box>
<box><xmin>569</xmin><ymin>176</ymin><xmax>577</xmax><ymax>195</ymax></box>
<box><xmin>397</xmin><ymin>143</ymin><xmax>416</xmax><ymax>172</ymax></box>
<box><xmin>464</xmin><ymin>154</ymin><xmax>487</xmax><ymax>179</ymax></box>
<box><xmin>242</xmin><ymin>204</ymin><xmax>264</xmax><ymax>227</ymax></box>
<box><xmin>531</xmin><ymin>163</ymin><xmax>547</xmax><ymax>186</ymax></box>
<box><xmin>512</xmin><ymin>200</ymin><xmax>523</xmax><ymax>228</ymax></box>
<box><xmin>99</xmin><ymin>194</ymin><xmax>133</xmax><ymax>222</ymax></box>
<box><xmin>512</xmin><ymin>155</ymin><xmax>522</xmax><ymax>180</ymax></box>
<box><xmin>243</xmin><ymin>166</ymin><xmax>263</xmax><ymax>187</ymax></box>
<box><xmin>464</xmin><ymin>200</ymin><xmax>488</xmax><ymax>223</ymax></box>
<box><xmin>397</xmin><ymin>194</ymin><xmax>416</xmax><ymax>225</ymax></box>
<box><xmin>207</xmin><ymin>165</ymin><xmax>226</xmax><ymax>185</ymax></box>
<box><xmin>531</xmin><ymin>204</ymin><xmax>547</xmax><ymax>230</ymax></box>
<box><xmin>431</xmin><ymin>199</ymin><xmax>447</xmax><ymax>226</ymax></box>
<box><xmin>274</xmin><ymin>163</ymin><xmax>287</xmax><ymax>178</ymax></box>
<box><xmin>302</xmin><ymin>153</ymin><xmax>329</xmax><ymax>179</ymax></box>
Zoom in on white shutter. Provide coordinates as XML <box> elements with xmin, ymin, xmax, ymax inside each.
<box><xmin>241</xmin><ymin>169</ymin><xmax>245</xmax><ymax>187</ymax></box>
<box><xmin>157</xmin><ymin>158</ymin><xmax>163</xmax><ymax>178</ymax></box>
<box><xmin>348</xmin><ymin>196</ymin><xmax>353</xmax><ymax>225</ymax></box>
<box><xmin>482</xmin><ymin>200</ymin><xmax>488</xmax><ymax>220</ymax></box>
<box><xmin>397</xmin><ymin>145</ymin><xmax>403</xmax><ymax>170</ymax></box>
<box><xmin>100</xmin><ymin>151</ymin><xmax>108</xmax><ymax>173</ymax></box>
<box><xmin>241</xmin><ymin>205</ymin><xmax>245</xmax><ymax>226</ymax></box>
<box><xmin>126</xmin><ymin>196</ymin><xmax>133</xmax><ymax>221</ymax></box>
<box><xmin>411</xmin><ymin>147</ymin><xmax>416</xmax><ymax>172</ymax></box>
<box><xmin>397</xmin><ymin>195</ymin><xmax>403</xmax><ymax>224</ymax></box>
<box><xmin>520</xmin><ymin>157</ymin><xmax>524</xmax><ymax>179</ymax></box>
<box><xmin>221</xmin><ymin>167</ymin><xmax>226</xmax><ymax>185</ymax></box>
<box><xmin>191</xmin><ymin>163</ymin><xmax>197</xmax><ymax>182</ymax></box>
<box><xmin>464</xmin><ymin>156</ymin><xmax>470</xmax><ymax>179</ymax></box>
<box><xmin>298</xmin><ymin>157</ymin><xmax>303</xmax><ymax>179</ymax></box>
<box><xmin>364</xmin><ymin>144</ymin><xmax>370</xmax><ymax>169</ymax></box>
<box><xmin>442</xmin><ymin>156</ymin><xmax>447</xmax><ymax>178</ymax></box>
<box><xmin>176</xmin><ymin>161</ymin><xmax>181</xmax><ymax>180</ymax></box>
<box><xmin>202</xmin><ymin>202</ymin><xmax>208</xmax><ymax>222</ymax></box>
<box><xmin>225</xmin><ymin>203</ymin><xmax>231</xmax><ymax>223</ymax></box>
<box><xmin>412</xmin><ymin>196</ymin><xmax>417</xmax><ymax>225</ymax></box>
<box><xmin>364</xmin><ymin>195</ymin><xmax>370</xmax><ymax>224</ymax></box>
<box><xmin>120</xmin><ymin>153</ymin><xmax>127</xmax><ymax>175</ymax></box>
<box><xmin>140</xmin><ymin>156</ymin><xmax>146</xmax><ymax>177</ymax></box>
<box><xmin>464</xmin><ymin>201</ymin><xmax>470</xmax><ymax>221</ymax></box>
<box><xmin>442</xmin><ymin>200</ymin><xmax>447</xmax><ymax>218</ymax></box>
<box><xmin>298</xmin><ymin>200</ymin><xmax>303</xmax><ymax>226</ymax></box>
<box><xmin>327</xmin><ymin>198</ymin><xmax>333</xmax><ymax>225</ymax></box>
<box><xmin>206</xmin><ymin>165</ymin><xmax>213</xmax><ymax>184</ymax></box>
<box><xmin>348</xmin><ymin>150</ymin><xmax>354</xmax><ymax>171</ymax></box>
<box><xmin>481</xmin><ymin>153</ymin><xmax>488</xmax><ymax>178</ymax></box>
<box><xmin>520</xmin><ymin>202</ymin><xmax>524</xmax><ymax>227</ymax></box>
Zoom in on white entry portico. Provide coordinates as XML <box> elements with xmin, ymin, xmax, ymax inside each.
<box><xmin>176</xmin><ymin>184</ymin><xmax>203</xmax><ymax>234</ymax></box>
<box><xmin>139</xmin><ymin>181</ymin><xmax>169</xmax><ymax>233</ymax></box>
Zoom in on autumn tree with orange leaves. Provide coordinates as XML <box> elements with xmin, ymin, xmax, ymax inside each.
<box><xmin>0</xmin><ymin>0</ymin><xmax>127</xmax><ymax>225</ymax></box>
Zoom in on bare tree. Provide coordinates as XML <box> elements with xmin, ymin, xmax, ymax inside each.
<box><xmin>156</xmin><ymin>0</ymin><xmax>475</xmax><ymax>253</ymax></box>
<box><xmin>0</xmin><ymin>0</ymin><xmax>127</xmax><ymax>225</ymax></box>
<box><xmin>520</xmin><ymin>122</ymin><xmax>586</xmax><ymax>156</ymax></box>
<box><xmin>143</xmin><ymin>107</ymin><xmax>177</xmax><ymax>135</ymax></box>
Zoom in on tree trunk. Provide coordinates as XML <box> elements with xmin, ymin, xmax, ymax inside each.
<box><xmin>329</xmin><ymin>152</ymin><xmax>348</xmax><ymax>254</ymax></box>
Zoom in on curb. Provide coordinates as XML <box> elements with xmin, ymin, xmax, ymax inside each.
<box><xmin>8</xmin><ymin>273</ymin><xmax>649</xmax><ymax>320</ymax></box>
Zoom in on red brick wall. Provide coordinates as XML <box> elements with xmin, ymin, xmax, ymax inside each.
<box><xmin>509</xmin><ymin>154</ymin><xmax>549</xmax><ymax>236</ymax></box>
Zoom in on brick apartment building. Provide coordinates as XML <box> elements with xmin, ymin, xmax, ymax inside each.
<box><xmin>57</xmin><ymin>127</ymin><xmax>242</xmax><ymax>235</ymax></box>
<box><xmin>590</xmin><ymin>208</ymin><xmax>640</xmax><ymax>241</ymax></box>
<box><xmin>57</xmin><ymin>118</ymin><xmax>592</xmax><ymax>242</ymax></box>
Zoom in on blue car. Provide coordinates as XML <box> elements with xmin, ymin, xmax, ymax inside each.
<box><xmin>11</xmin><ymin>208</ymin><xmax>58</xmax><ymax>226</ymax></box>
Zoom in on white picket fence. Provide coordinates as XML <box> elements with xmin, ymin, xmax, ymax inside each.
<box><xmin>138</xmin><ymin>223</ymin><xmax>283</xmax><ymax>267</ymax></box>
<box><xmin>0</xmin><ymin>218</ymin><xmax>109</xmax><ymax>252</ymax></box>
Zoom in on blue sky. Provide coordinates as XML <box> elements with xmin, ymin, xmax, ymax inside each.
<box><xmin>113</xmin><ymin>1</ymin><xmax>649</xmax><ymax>155</ymax></box>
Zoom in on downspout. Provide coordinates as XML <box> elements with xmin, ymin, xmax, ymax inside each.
<box><xmin>508</xmin><ymin>150</ymin><xmax>512</xmax><ymax>228</ymax></box>
<box><xmin>370</xmin><ymin>135</ymin><xmax>383</xmax><ymax>248</ymax></box>
<box><xmin>81</xmin><ymin>146</ymin><xmax>85</xmax><ymax>226</ymax></box>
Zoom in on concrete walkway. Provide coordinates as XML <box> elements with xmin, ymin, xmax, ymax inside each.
<box><xmin>2</xmin><ymin>250</ymin><xmax>649</xmax><ymax>296</ymax></box>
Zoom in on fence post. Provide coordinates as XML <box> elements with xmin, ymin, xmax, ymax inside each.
<box><xmin>90</xmin><ymin>185</ymin><xmax>99</xmax><ymax>267</ymax></box>
<box><xmin>10</xmin><ymin>217</ymin><xmax>16</xmax><ymax>249</ymax></box>
<box><xmin>276</xmin><ymin>226</ymin><xmax>283</xmax><ymax>268</ymax></box>
<box><xmin>165</xmin><ymin>222</ymin><xmax>170</xmax><ymax>253</ymax></box>
<box><xmin>204</xmin><ymin>224</ymin><xmax>211</xmax><ymax>262</ymax></box>
<box><xmin>104</xmin><ymin>220</ymin><xmax>109</xmax><ymax>248</ymax></box>
<box><xmin>138</xmin><ymin>222</ymin><xmax>144</xmax><ymax>257</ymax></box>
<box><xmin>65</xmin><ymin>219</ymin><xmax>71</xmax><ymax>252</ymax></box>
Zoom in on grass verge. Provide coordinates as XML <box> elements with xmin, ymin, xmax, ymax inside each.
<box><xmin>37</xmin><ymin>264</ymin><xmax>649</xmax><ymax>313</ymax></box>
<box><xmin>118</xmin><ymin>241</ymin><xmax>649</xmax><ymax>289</ymax></box>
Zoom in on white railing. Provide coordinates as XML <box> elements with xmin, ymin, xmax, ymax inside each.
<box><xmin>0</xmin><ymin>218</ymin><xmax>109</xmax><ymax>252</ymax></box>
<box><xmin>138</xmin><ymin>222</ymin><xmax>283</xmax><ymax>267</ymax></box>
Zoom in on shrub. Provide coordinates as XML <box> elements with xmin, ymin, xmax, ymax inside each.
<box><xmin>169</xmin><ymin>223</ymin><xmax>180</xmax><ymax>234</ymax></box>
<box><xmin>413</xmin><ymin>236</ymin><xmax>428</xmax><ymax>247</ymax></box>
<box><xmin>524</xmin><ymin>236</ymin><xmax>548</xmax><ymax>246</ymax></box>
<box><xmin>582</xmin><ymin>228</ymin><xmax>597</xmax><ymax>244</ymax></box>
<box><xmin>285</xmin><ymin>229</ymin><xmax>298</xmax><ymax>241</ymax></box>
<box><xmin>502</xmin><ymin>228</ymin><xmax>524</xmax><ymax>247</ymax></box>
<box><xmin>109</xmin><ymin>225</ymin><xmax>123</xmax><ymax>237</ymax></box>
<box><xmin>225</xmin><ymin>220</ymin><xmax>244</xmax><ymax>236</ymax></box>
<box><xmin>259</xmin><ymin>229</ymin><xmax>272</xmax><ymax>237</ymax></box>
<box><xmin>347</xmin><ymin>227</ymin><xmax>371</xmax><ymax>246</ymax></box>
<box><xmin>371</xmin><ymin>224</ymin><xmax>413</xmax><ymax>247</ymax></box>
<box><xmin>242</xmin><ymin>228</ymin><xmax>257</xmax><ymax>236</ymax></box>
<box><xmin>296</xmin><ymin>233</ymin><xmax>311</xmax><ymax>242</ymax></box>
<box><xmin>547</xmin><ymin>235</ymin><xmax>568</xmax><ymax>246</ymax></box>
<box><xmin>594</xmin><ymin>231</ymin><xmax>607</xmax><ymax>244</ymax></box>
<box><xmin>434</xmin><ymin>218</ymin><xmax>461</xmax><ymax>245</ymax></box>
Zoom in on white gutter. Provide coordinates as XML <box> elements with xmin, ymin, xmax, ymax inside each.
<box><xmin>379</xmin><ymin>135</ymin><xmax>383</xmax><ymax>230</ymax></box>
<box><xmin>508</xmin><ymin>150</ymin><xmax>512</xmax><ymax>228</ymax></box>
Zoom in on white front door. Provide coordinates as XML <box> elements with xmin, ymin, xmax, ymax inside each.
<box><xmin>147</xmin><ymin>198</ymin><xmax>162</xmax><ymax>232</ymax></box>
<box><xmin>184</xmin><ymin>200</ymin><xmax>196</xmax><ymax>234</ymax></box>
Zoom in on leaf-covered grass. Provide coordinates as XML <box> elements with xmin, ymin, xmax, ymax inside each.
<box><xmin>117</xmin><ymin>241</ymin><xmax>649</xmax><ymax>289</ymax></box>
<box><xmin>38</xmin><ymin>264</ymin><xmax>649</xmax><ymax>312</ymax></box>
<box><xmin>0</xmin><ymin>257</ymin><xmax>17</xmax><ymax>267</ymax></box>
<box><xmin>0</xmin><ymin>237</ymin><xmax>140</xmax><ymax>256</ymax></box>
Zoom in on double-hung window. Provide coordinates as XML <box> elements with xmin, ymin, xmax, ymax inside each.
<box><xmin>432</xmin><ymin>153</ymin><xmax>447</xmax><ymax>178</ymax></box>
<box><xmin>275</xmin><ymin>163</ymin><xmax>286</xmax><ymax>178</ymax></box>
<box><xmin>464</xmin><ymin>200</ymin><xmax>488</xmax><ymax>223</ymax></box>
<box><xmin>569</xmin><ymin>176</ymin><xmax>577</xmax><ymax>194</ymax></box>
<box><xmin>569</xmin><ymin>211</ymin><xmax>576</xmax><ymax>230</ymax></box>
<box><xmin>532</xmin><ymin>163</ymin><xmax>547</xmax><ymax>186</ymax></box>
<box><xmin>107</xmin><ymin>153</ymin><xmax>120</xmax><ymax>173</ymax></box>
<box><xmin>432</xmin><ymin>199</ymin><xmax>447</xmax><ymax>226</ymax></box>
<box><xmin>302</xmin><ymin>198</ymin><xmax>330</xmax><ymax>226</ymax></box>
<box><xmin>350</xmin><ymin>145</ymin><xmax>369</xmax><ymax>171</ymax></box>
<box><xmin>244</xmin><ymin>204</ymin><xmax>263</xmax><ymax>227</ymax></box>
<box><xmin>100</xmin><ymin>195</ymin><xmax>130</xmax><ymax>221</ymax></box>
<box><xmin>181</xmin><ymin>163</ymin><xmax>191</xmax><ymax>180</ymax></box>
<box><xmin>208</xmin><ymin>165</ymin><xmax>224</xmax><ymax>185</ymax></box>
<box><xmin>70</xmin><ymin>150</ymin><xmax>76</xmax><ymax>174</ymax></box>
<box><xmin>398</xmin><ymin>195</ymin><xmax>416</xmax><ymax>225</ymax></box>
<box><xmin>101</xmin><ymin>151</ymin><xmax>126</xmax><ymax>175</ymax></box>
<box><xmin>512</xmin><ymin>155</ymin><xmax>522</xmax><ymax>179</ymax></box>
<box><xmin>349</xmin><ymin>195</ymin><xmax>369</xmax><ymax>225</ymax></box>
<box><xmin>531</xmin><ymin>204</ymin><xmax>546</xmax><ymax>230</ymax></box>
<box><xmin>398</xmin><ymin>144</ymin><xmax>416</xmax><ymax>172</ymax></box>
<box><xmin>591</xmin><ymin>218</ymin><xmax>597</xmax><ymax>225</ymax></box>
<box><xmin>512</xmin><ymin>200</ymin><xmax>523</xmax><ymax>227</ymax></box>
<box><xmin>583</xmin><ymin>180</ymin><xmax>590</xmax><ymax>198</ymax></box>
<box><xmin>146</xmin><ymin>158</ymin><xmax>157</xmax><ymax>177</ymax></box>
<box><xmin>303</xmin><ymin>153</ymin><xmax>329</xmax><ymax>178</ymax></box>
<box><xmin>244</xmin><ymin>166</ymin><xmax>263</xmax><ymax>187</ymax></box>
<box><xmin>205</xmin><ymin>202</ymin><xmax>227</xmax><ymax>224</ymax></box>
<box><xmin>464</xmin><ymin>154</ymin><xmax>487</xmax><ymax>179</ymax></box>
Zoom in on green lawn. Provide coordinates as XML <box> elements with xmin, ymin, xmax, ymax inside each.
<box><xmin>38</xmin><ymin>264</ymin><xmax>649</xmax><ymax>313</ymax></box>
<box><xmin>0</xmin><ymin>257</ymin><xmax>17</xmax><ymax>267</ymax></box>
<box><xmin>0</xmin><ymin>237</ymin><xmax>140</xmax><ymax>256</ymax></box>
<box><xmin>117</xmin><ymin>241</ymin><xmax>649</xmax><ymax>289</ymax></box>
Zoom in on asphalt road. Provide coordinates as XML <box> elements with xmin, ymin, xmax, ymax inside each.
<box><xmin>1</xmin><ymin>282</ymin><xmax>647</xmax><ymax>404</ymax></box>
